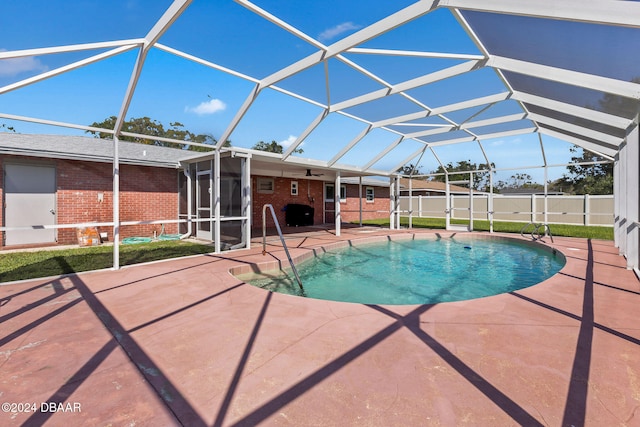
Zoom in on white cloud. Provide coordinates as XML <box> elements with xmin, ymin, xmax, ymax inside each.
<box><xmin>318</xmin><ymin>22</ymin><xmax>362</xmax><ymax>42</ymax></box>
<box><xmin>0</xmin><ymin>50</ymin><xmax>48</xmax><ymax>77</ymax></box>
<box><xmin>185</xmin><ymin>98</ymin><xmax>226</xmax><ymax>115</ymax></box>
<box><xmin>280</xmin><ymin>135</ymin><xmax>298</xmax><ymax>148</ymax></box>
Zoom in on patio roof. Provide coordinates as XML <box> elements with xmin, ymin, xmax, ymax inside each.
<box><xmin>0</xmin><ymin>0</ymin><xmax>638</xmax><ymax>177</ymax></box>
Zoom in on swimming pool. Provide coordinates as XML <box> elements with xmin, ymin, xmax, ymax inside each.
<box><xmin>238</xmin><ymin>236</ymin><xmax>565</xmax><ymax>305</ymax></box>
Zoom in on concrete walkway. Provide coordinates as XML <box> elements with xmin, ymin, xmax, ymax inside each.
<box><xmin>1</xmin><ymin>228</ymin><xmax>639</xmax><ymax>426</ymax></box>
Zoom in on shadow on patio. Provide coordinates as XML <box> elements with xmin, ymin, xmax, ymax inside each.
<box><xmin>1</xmin><ymin>232</ymin><xmax>639</xmax><ymax>426</ymax></box>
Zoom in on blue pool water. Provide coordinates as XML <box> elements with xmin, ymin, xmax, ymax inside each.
<box><xmin>239</xmin><ymin>237</ymin><xmax>565</xmax><ymax>305</ymax></box>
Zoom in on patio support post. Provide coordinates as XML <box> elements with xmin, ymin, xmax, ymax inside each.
<box><xmin>186</xmin><ymin>165</ymin><xmax>192</xmax><ymax>237</ymax></box>
<box><xmin>614</xmin><ymin>146</ymin><xmax>625</xmax><ymax>254</ymax></box>
<box><xmin>613</xmin><ymin>152</ymin><xmax>624</xmax><ymax>249</ymax></box>
<box><xmin>409</xmin><ymin>177</ymin><xmax>413</xmax><ymax>229</ymax></box>
<box><xmin>544</xmin><ymin>165</ymin><xmax>549</xmax><ymax>234</ymax></box>
<box><xmin>214</xmin><ymin>149</ymin><xmax>221</xmax><ymax>253</ymax></box>
<box><xmin>335</xmin><ymin>170</ymin><xmax>341</xmax><ymax>236</ymax></box>
<box><xmin>469</xmin><ymin>172</ymin><xmax>473</xmax><ymax>231</ymax></box>
<box><xmin>540</xmin><ymin>133</ymin><xmax>549</xmax><ymax>233</ymax></box>
<box><xmin>623</xmin><ymin>124</ymin><xmax>639</xmax><ymax>270</ymax></box>
<box><xmin>445</xmin><ymin>173</ymin><xmax>451</xmax><ymax>230</ymax></box>
<box><xmin>112</xmin><ymin>135</ymin><xmax>120</xmax><ymax>270</ymax></box>
<box><xmin>531</xmin><ymin>194</ymin><xmax>536</xmax><ymax>223</ymax></box>
<box><xmin>358</xmin><ymin>176</ymin><xmax>363</xmax><ymax>227</ymax></box>
<box><xmin>489</xmin><ymin>170</ymin><xmax>494</xmax><ymax>233</ymax></box>
<box><xmin>389</xmin><ymin>176</ymin><xmax>395</xmax><ymax>230</ymax></box>
<box><xmin>395</xmin><ymin>176</ymin><xmax>401</xmax><ymax>229</ymax></box>
<box><xmin>451</xmin><ymin>193</ymin><xmax>455</xmax><ymax>220</ymax></box>
<box><xmin>244</xmin><ymin>155</ymin><xmax>252</xmax><ymax>248</ymax></box>
<box><xmin>584</xmin><ymin>194</ymin><xmax>590</xmax><ymax>226</ymax></box>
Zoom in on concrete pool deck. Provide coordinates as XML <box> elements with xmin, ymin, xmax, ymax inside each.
<box><xmin>1</xmin><ymin>227</ymin><xmax>639</xmax><ymax>426</ymax></box>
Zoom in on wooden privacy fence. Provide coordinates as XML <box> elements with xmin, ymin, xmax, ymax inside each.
<box><xmin>399</xmin><ymin>194</ymin><xmax>614</xmax><ymax>226</ymax></box>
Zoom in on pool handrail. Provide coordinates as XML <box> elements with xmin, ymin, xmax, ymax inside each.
<box><xmin>262</xmin><ymin>204</ymin><xmax>305</xmax><ymax>295</ymax></box>
<box><xmin>520</xmin><ymin>221</ymin><xmax>554</xmax><ymax>243</ymax></box>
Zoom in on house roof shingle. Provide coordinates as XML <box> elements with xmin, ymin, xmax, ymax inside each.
<box><xmin>0</xmin><ymin>133</ymin><xmax>200</xmax><ymax>168</ymax></box>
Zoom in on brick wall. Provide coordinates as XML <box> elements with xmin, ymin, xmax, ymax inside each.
<box><xmin>251</xmin><ymin>176</ymin><xmax>324</xmax><ymax>227</ymax></box>
<box><xmin>0</xmin><ymin>159</ymin><xmax>3</xmax><ymax>241</ymax></box>
<box><xmin>324</xmin><ymin>184</ymin><xmax>390</xmax><ymax>223</ymax></box>
<box><xmin>340</xmin><ymin>184</ymin><xmax>390</xmax><ymax>222</ymax></box>
<box><xmin>2</xmin><ymin>155</ymin><xmax>178</xmax><ymax>247</ymax></box>
<box><xmin>251</xmin><ymin>177</ymin><xmax>391</xmax><ymax>228</ymax></box>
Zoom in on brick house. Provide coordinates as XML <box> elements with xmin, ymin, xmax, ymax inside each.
<box><xmin>325</xmin><ymin>177</ymin><xmax>391</xmax><ymax>223</ymax></box>
<box><xmin>1</xmin><ymin>134</ymin><xmax>393</xmax><ymax>249</ymax></box>
<box><xmin>251</xmin><ymin>175</ymin><xmax>325</xmax><ymax>228</ymax></box>
<box><xmin>250</xmin><ymin>174</ymin><xmax>391</xmax><ymax>228</ymax></box>
<box><xmin>0</xmin><ymin>134</ymin><xmax>192</xmax><ymax>247</ymax></box>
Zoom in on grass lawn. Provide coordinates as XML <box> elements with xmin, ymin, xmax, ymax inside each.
<box><xmin>1</xmin><ymin>219</ymin><xmax>614</xmax><ymax>284</ymax></box>
<box><xmin>0</xmin><ymin>240</ymin><xmax>216</xmax><ymax>284</ymax></box>
<box><xmin>359</xmin><ymin>217</ymin><xmax>614</xmax><ymax>241</ymax></box>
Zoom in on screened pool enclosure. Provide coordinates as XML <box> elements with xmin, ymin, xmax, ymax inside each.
<box><xmin>0</xmin><ymin>1</ymin><xmax>639</xmax><ymax>272</ymax></box>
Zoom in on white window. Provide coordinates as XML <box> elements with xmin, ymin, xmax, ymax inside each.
<box><xmin>325</xmin><ymin>184</ymin><xmax>346</xmax><ymax>202</ymax></box>
<box><xmin>256</xmin><ymin>177</ymin><xmax>274</xmax><ymax>194</ymax></box>
<box><xmin>291</xmin><ymin>180</ymin><xmax>298</xmax><ymax>196</ymax></box>
<box><xmin>366</xmin><ymin>186</ymin><xmax>375</xmax><ymax>202</ymax></box>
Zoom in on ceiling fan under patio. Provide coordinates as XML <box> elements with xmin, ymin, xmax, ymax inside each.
<box><xmin>296</xmin><ymin>168</ymin><xmax>323</xmax><ymax>177</ymax></box>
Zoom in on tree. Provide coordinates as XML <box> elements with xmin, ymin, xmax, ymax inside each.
<box><xmin>397</xmin><ymin>163</ymin><xmax>424</xmax><ymax>177</ymax></box>
<box><xmin>252</xmin><ymin>140</ymin><xmax>303</xmax><ymax>154</ymax></box>
<box><xmin>494</xmin><ymin>173</ymin><xmax>544</xmax><ymax>192</ymax></box>
<box><xmin>557</xmin><ymin>77</ymin><xmax>639</xmax><ymax>194</ymax></box>
<box><xmin>0</xmin><ymin>123</ymin><xmax>16</xmax><ymax>132</ymax></box>
<box><xmin>596</xmin><ymin>76</ymin><xmax>640</xmax><ymax>118</ymax></box>
<box><xmin>560</xmin><ymin>145</ymin><xmax>613</xmax><ymax>194</ymax></box>
<box><xmin>86</xmin><ymin>116</ymin><xmax>228</xmax><ymax>150</ymax></box>
<box><xmin>430</xmin><ymin>160</ymin><xmax>494</xmax><ymax>191</ymax></box>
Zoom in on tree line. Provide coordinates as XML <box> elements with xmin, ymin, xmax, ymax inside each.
<box><xmin>86</xmin><ymin>116</ymin><xmax>300</xmax><ymax>154</ymax></box>
<box><xmin>398</xmin><ymin>146</ymin><xmax>612</xmax><ymax>195</ymax></box>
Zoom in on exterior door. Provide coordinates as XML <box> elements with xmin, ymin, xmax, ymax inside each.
<box><xmin>196</xmin><ymin>170</ymin><xmax>212</xmax><ymax>240</ymax></box>
<box><xmin>4</xmin><ymin>164</ymin><xmax>56</xmax><ymax>245</ymax></box>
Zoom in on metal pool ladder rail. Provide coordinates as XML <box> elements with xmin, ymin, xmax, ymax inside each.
<box><xmin>262</xmin><ymin>204</ymin><xmax>305</xmax><ymax>295</ymax></box>
<box><xmin>520</xmin><ymin>222</ymin><xmax>554</xmax><ymax>243</ymax></box>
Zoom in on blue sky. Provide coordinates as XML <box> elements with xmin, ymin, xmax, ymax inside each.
<box><xmin>0</xmin><ymin>0</ymin><xmax>621</xmax><ymax>184</ymax></box>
